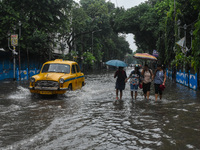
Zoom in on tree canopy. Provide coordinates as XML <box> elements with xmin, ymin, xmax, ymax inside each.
<box><xmin>0</xmin><ymin>0</ymin><xmax>132</xmax><ymax>68</ymax></box>
<box><xmin>0</xmin><ymin>0</ymin><xmax>73</xmax><ymax>58</ymax></box>
<box><xmin>1</xmin><ymin>0</ymin><xmax>200</xmax><ymax>71</ymax></box>
<box><xmin>112</xmin><ymin>0</ymin><xmax>200</xmax><ymax>71</ymax></box>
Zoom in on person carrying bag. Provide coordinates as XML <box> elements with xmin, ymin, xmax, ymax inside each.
<box><xmin>152</xmin><ymin>64</ymin><xmax>167</xmax><ymax>101</ymax></box>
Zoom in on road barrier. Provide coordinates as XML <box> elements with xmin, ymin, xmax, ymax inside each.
<box><xmin>0</xmin><ymin>68</ymin><xmax>39</xmax><ymax>81</ymax></box>
<box><xmin>16</xmin><ymin>68</ymin><xmax>40</xmax><ymax>81</ymax></box>
<box><xmin>166</xmin><ymin>68</ymin><xmax>198</xmax><ymax>90</ymax></box>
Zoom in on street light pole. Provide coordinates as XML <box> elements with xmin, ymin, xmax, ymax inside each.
<box><xmin>13</xmin><ymin>26</ymin><xmax>16</xmax><ymax>80</ymax></box>
<box><xmin>177</xmin><ymin>19</ymin><xmax>181</xmax><ymax>39</ymax></box>
<box><xmin>183</xmin><ymin>24</ymin><xmax>187</xmax><ymax>51</ymax></box>
<box><xmin>190</xmin><ymin>30</ymin><xmax>193</xmax><ymax>49</ymax></box>
<box><xmin>7</xmin><ymin>35</ymin><xmax>16</xmax><ymax>80</ymax></box>
<box><xmin>7</xmin><ymin>25</ymin><xmax>19</xmax><ymax>81</ymax></box>
<box><xmin>92</xmin><ymin>31</ymin><xmax>94</xmax><ymax>54</ymax></box>
<box><xmin>18</xmin><ymin>21</ymin><xmax>22</xmax><ymax>80</ymax></box>
<box><xmin>13</xmin><ymin>46</ymin><xmax>16</xmax><ymax>80</ymax></box>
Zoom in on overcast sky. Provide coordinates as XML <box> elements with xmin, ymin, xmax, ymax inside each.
<box><xmin>108</xmin><ymin>0</ymin><xmax>147</xmax><ymax>51</ymax></box>
<box><xmin>74</xmin><ymin>0</ymin><xmax>147</xmax><ymax>51</ymax></box>
<box><xmin>108</xmin><ymin>0</ymin><xmax>146</xmax><ymax>9</ymax></box>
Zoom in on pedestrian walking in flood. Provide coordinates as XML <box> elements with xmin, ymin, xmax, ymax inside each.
<box><xmin>141</xmin><ymin>64</ymin><xmax>153</xmax><ymax>100</ymax></box>
<box><xmin>114</xmin><ymin>67</ymin><xmax>127</xmax><ymax>101</ymax></box>
<box><xmin>152</xmin><ymin>64</ymin><xmax>167</xmax><ymax>101</ymax></box>
<box><xmin>125</xmin><ymin>65</ymin><xmax>141</xmax><ymax>100</ymax></box>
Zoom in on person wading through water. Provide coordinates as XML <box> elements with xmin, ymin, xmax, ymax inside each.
<box><xmin>125</xmin><ymin>65</ymin><xmax>141</xmax><ymax>100</ymax></box>
<box><xmin>152</xmin><ymin>64</ymin><xmax>166</xmax><ymax>101</ymax></box>
<box><xmin>141</xmin><ymin>64</ymin><xmax>153</xmax><ymax>100</ymax></box>
<box><xmin>114</xmin><ymin>67</ymin><xmax>127</xmax><ymax>101</ymax></box>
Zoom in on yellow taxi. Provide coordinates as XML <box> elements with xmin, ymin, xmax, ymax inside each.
<box><xmin>29</xmin><ymin>59</ymin><xmax>85</xmax><ymax>95</ymax></box>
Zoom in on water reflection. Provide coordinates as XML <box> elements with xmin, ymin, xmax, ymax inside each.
<box><xmin>0</xmin><ymin>69</ymin><xmax>200</xmax><ymax>149</ymax></box>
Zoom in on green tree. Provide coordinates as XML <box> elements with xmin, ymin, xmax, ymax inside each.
<box><xmin>112</xmin><ymin>2</ymin><xmax>159</xmax><ymax>54</ymax></box>
<box><xmin>75</xmin><ymin>0</ymin><xmax>131</xmax><ymax>64</ymax></box>
<box><xmin>168</xmin><ymin>0</ymin><xmax>198</xmax><ymax>70</ymax></box>
<box><xmin>0</xmin><ymin>0</ymin><xmax>73</xmax><ymax>60</ymax></box>
<box><xmin>111</xmin><ymin>0</ymin><xmax>199</xmax><ymax>70</ymax></box>
<box><xmin>82</xmin><ymin>51</ymin><xmax>96</xmax><ymax>70</ymax></box>
<box><xmin>190</xmin><ymin>0</ymin><xmax>200</xmax><ymax>71</ymax></box>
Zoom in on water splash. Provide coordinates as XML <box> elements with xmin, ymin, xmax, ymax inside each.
<box><xmin>7</xmin><ymin>86</ymin><xmax>31</xmax><ymax>100</ymax></box>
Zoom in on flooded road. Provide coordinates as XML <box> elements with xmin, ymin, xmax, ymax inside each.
<box><xmin>0</xmin><ymin>68</ymin><xmax>200</xmax><ymax>150</ymax></box>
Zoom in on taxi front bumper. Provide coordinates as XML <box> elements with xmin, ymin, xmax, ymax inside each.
<box><xmin>29</xmin><ymin>86</ymin><xmax>69</xmax><ymax>95</ymax></box>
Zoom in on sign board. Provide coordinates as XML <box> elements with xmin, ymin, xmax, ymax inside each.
<box><xmin>11</xmin><ymin>34</ymin><xmax>18</xmax><ymax>47</ymax></box>
<box><xmin>152</xmin><ymin>50</ymin><xmax>159</xmax><ymax>57</ymax></box>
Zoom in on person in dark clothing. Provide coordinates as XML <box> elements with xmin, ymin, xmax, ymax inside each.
<box><xmin>114</xmin><ymin>67</ymin><xmax>127</xmax><ymax>100</ymax></box>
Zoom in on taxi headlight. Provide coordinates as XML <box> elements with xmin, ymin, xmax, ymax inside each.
<box><xmin>59</xmin><ymin>78</ymin><xmax>65</xmax><ymax>84</ymax></box>
<box><xmin>30</xmin><ymin>77</ymin><xmax>35</xmax><ymax>83</ymax></box>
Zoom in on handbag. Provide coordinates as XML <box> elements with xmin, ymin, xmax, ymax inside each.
<box><xmin>159</xmin><ymin>84</ymin><xmax>165</xmax><ymax>91</ymax></box>
<box><xmin>139</xmin><ymin>83</ymin><xmax>143</xmax><ymax>89</ymax></box>
<box><xmin>157</xmin><ymin>71</ymin><xmax>165</xmax><ymax>91</ymax></box>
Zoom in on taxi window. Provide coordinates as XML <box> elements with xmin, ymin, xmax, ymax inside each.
<box><xmin>76</xmin><ymin>65</ymin><xmax>80</xmax><ymax>72</ymax></box>
<box><xmin>71</xmin><ymin>65</ymin><xmax>76</xmax><ymax>74</ymax></box>
<box><xmin>42</xmin><ymin>64</ymin><xmax>70</xmax><ymax>73</ymax></box>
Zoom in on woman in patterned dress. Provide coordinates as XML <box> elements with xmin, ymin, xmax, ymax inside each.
<box><xmin>125</xmin><ymin>66</ymin><xmax>141</xmax><ymax>100</ymax></box>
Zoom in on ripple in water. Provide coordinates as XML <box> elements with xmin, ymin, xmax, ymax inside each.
<box><xmin>1</xmin><ymin>70</ymin><xmax>200</xmax><ymax>149</ymax></box>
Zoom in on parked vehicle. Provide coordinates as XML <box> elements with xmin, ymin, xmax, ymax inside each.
<box><xmin>29</xmin><ymin>59</ymin><xmax>85</xmax><ymax>95</ymax></box>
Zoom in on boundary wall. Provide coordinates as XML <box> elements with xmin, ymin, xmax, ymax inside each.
<box><xmin>166</xmin><ymin>68</ymin><xmax>198</xmax><ymax>90</ymax></box>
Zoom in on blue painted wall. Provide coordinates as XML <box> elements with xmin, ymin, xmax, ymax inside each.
<box><xmin>0</xmin><ymin>51</ymin><xmax>42</xmax><ymax>81</ymax></box>
<box><xmin>167</xmin><ymin>68</ymin><xmax>198</xmax><ymax>90</ymax></box>
<box><xmin>16</xmin><ymin>68</ymin><xmax>40</xmax><ymax>81</ymax></box>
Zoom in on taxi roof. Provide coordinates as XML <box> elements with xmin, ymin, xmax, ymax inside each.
<box><xmin>44</xmin><ymin>59</ymin><xmax>77</xmax><ymax>65</ymax></box>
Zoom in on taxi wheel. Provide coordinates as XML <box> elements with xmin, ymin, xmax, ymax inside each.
<box><xmin>68</xmin><ymin>84</ymin><xmax>72</xmax><ymax>90</ymax></box>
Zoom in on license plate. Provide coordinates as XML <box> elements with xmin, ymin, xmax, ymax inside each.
<box><xmin>40</xmin><ymin>91</ymin><xmax>52</xmax><ymax>95</ymax></box>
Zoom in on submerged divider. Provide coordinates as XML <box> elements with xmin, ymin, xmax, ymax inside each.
<box><xmin>16</xmin><ymin>68</ymin><xmax>40</xmax><ymax>81</ymax></box>
<box><xmin>166</xmin><ymin>68</ymin><xmax>197</xmax><ymax>90</ymax></box>
<box><xmin>0</xmin><ymin>67</ymin><xmax>40</xmax><ymax>81</ymax></box>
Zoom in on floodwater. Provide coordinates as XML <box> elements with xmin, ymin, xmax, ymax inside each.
<box><xmin>0</xmin><ymin>68</ymin><xmax>200</xmax><ymax>150</ymax></box>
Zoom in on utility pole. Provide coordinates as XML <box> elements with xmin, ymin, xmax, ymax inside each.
<box><xmin>18</xmin><ymin>21</ymin><xmax>22</xmax><ymax>80</ymax></box>
<box><xmin>8</xmin><ymin>27</ymin><xmax>19</xmax><ymax>81</ymax></box>
<box><xmin>183</xmin><ymin>24</ymin><xmax>187</xmax><ymax>50</ymax></box>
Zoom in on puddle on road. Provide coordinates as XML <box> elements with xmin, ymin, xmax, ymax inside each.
<box><xmin>0</xmin><ymin>70</ymin><xmax>200</xmax><ymax>149</ymax></box>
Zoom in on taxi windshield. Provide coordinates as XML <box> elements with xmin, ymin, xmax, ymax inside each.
<box><xmin>41</xmin><ymin>64</ymin><xmax>70</xmax><ymax>73</ymax></box>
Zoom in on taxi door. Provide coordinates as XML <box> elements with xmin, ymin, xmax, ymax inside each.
<box><xmin>71</xmin><ymin>64</ymin><xmax>78</xmax><ymax>90</ymax></box>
